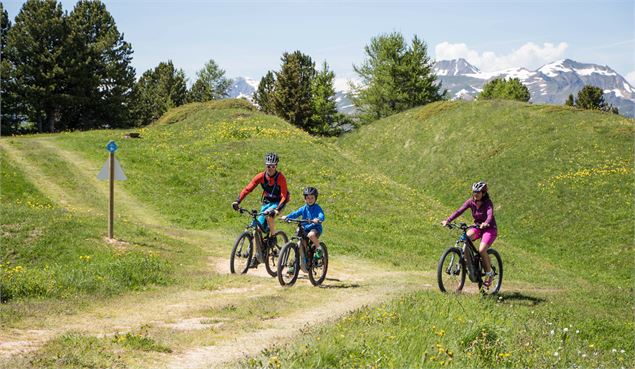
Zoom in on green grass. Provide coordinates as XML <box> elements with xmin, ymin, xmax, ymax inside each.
<box><xmin>243</xmin><ymin>290</ymin><xmax>633</xmax><ymax>368</ymax></box>
<box><xmin>0</xmin><ymin>149</ymin><xmax>180</xmax><ymax>307</ymax></box>
<box><xmin>1</xmin><ymin>98</ymin><xmax>633</xmax><ymax>368</ymax></box>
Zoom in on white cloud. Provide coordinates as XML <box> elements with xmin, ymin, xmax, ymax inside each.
<box><xmin>435</xmin><ymin>41</ymin><xmax>569</xmax><ymax>72</ymax></box>
<box><xmin>626</xmin><ymin>71</ymin><xmax>635</xmax><ymax>86</ymax></box>
<box><xmin>333</xmin><ymin>77</ymin><xmax>360</xmax><ymax>93</ymax></box>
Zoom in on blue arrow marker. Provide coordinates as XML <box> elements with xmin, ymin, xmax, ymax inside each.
<box><xmin>106</xmin><ymin>140</ymin><xmax>118</xmax><ymax>153</ymax></box>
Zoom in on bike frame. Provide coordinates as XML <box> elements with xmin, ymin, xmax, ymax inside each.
<box><xmin>452</xmin><ymin>223</ymin><xmax>484</xmax><ymax>283</ymax></box>
<box><xmin>239</xmin><ymin>208</ymin><xmax>271</xmax><ymax>262</ymax></box>
<box><xmin>285</xmin><ymin>219</ymin><xmax>317</xmax><ymax>273</ymax></box>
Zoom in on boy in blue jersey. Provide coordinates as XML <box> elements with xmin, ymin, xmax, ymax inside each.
<box><xmin>280</xmin><ymin>187</ymin><xmax>325</xmax><ymax>255</ymax></box>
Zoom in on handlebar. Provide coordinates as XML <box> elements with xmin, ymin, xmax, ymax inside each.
<box><xmin>237</xmin><ymin>207</ymin><xmax>273</xmax><ymax>217</ymax></box>
<box><xmin>445</xmin><ymin>222</ymin><xmax>477</xmax><ymax>231</ymax></box>
<box><xmin>283</xmin><ymin>218</ymin><xmax>322</xmax><ymax>225</ymax></box>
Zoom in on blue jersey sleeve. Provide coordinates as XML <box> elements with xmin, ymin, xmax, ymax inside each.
<box><xmin>286</xmin><ymin>205</ymin><xmax>305</xmax><ymax>220</ymax></box>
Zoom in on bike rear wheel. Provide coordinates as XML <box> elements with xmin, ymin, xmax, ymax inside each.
<box><xmin>437</xmin><ymin>247</ymin><xmax>466</xmax><ymax>293</ymax></box>
<box><xmin>277</xmin><ymin>242</ymin><xmax>299</xmax><ymax>286</ymax></box>
<box><xmin>264</xmin><ymin>231</ymin><xmax>288</xmax><ymax>277</ymax></box>
<box><xmin>230</xmin><ymin>231</ymin><xmax>253</xmax><ymax>274</ymax></box>
<box><xmin>479</xmin><ymin>248</ymin><xmax>503</xmax><ymax>295</ymax></box>
<box><xmin>308</xmin><ymin>242</ymin><xmax>328</xmax><ymax>286</ymax></box>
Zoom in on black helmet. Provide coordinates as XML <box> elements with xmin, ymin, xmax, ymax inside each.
<box><xmin>264</xmin><ymin>152</ymin><xmax>279</xmax><ymax>165</ymax></box>
<box><xmin>472</xmin><ymin>181</ymin><xmax>488</xmax><ymax>193</ymax></box>
<box><xmin>303</xmin><ymin>186</ymin><xmax>318</xmax><ymax>199</ymax></box>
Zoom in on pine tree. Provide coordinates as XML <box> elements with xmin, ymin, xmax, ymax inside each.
<box><xmin>478</xmin><ymin>78</ymin><xmax>530</xmax><ymax>102</ymax></box>
<box><xmin>0</xmin><ymin>2</ymin><xmax>21</xmax><ymax>135</ymax></box>
<box><xmin>575</xmin><ymin>85</ymin><xmax>606</xmax><ymax>110</ymax></box>
<box><xmin>352</xmin><ymin>32</ymin><xmax>444</xmax><ymax>123</ymax></box>
<box><xmin>565</xmin><ymin>94</ymin><xmax>575</xmax><ymax>106</ymax></box>
<box><xmin>272</xmin><ymin>51</ymin><xmax>315</xmax><ymax>130</ymax></box>
<box><xmin>575</xmin><ymin>85</ymin><xmax>618</xmax><ymax>114</ymax></box>
<box><xmin>253</xmin><ymin>71</ymin><xmax>275</xmax><ymax>114</ymax></box>
<box><xmin>130</xmin><ymin>61</ymin><xmax>187</xmax><ymax>126</ymax></box>
<box><xmin>187</xmin><ymin>59</ymin><xmax>232</xmax><ymax>102</ymax></box>
<box><xmin>6</xmin><ymin>0</ymin><xmax>68</xmax><ymax>132</ymax></box>
<box><xmin>66</xmin><ymin>0</ymin><xmax>135</xmax><ymax>129</ymax></box>
<box><xmin>310</xmin><ymin>62</ymin><xmax>340</xmax><ymax>135</ymax></box>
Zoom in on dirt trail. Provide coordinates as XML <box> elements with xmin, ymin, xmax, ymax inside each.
<box><xmin>0</xmin><ymin>137</ymin><xmax>433</xmax><ymax>368</ymax></box>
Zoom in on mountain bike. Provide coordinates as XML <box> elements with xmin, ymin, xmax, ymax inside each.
<box><xmin>437</xmin><ymin>222</ymin><xmax>503</xmax><ymax>295</ymax></box>
<box><xmin>277</xmin><ymin>219</ymin><xmax>328</xmax><ymax>287</ymax></box>
<box><xmin>230</xmin><ymin>207</ymin><xmax>288</xmax><ymax>277</ymax></box>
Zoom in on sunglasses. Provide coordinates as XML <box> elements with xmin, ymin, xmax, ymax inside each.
<box><xmin>266</xmin><ymin>164</ymin><xmax>277</xmax><ymax>168</ymax></box>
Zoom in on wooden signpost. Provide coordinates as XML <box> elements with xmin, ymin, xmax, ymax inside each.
<box><xmin>97</xmin><ymin>140</ymin><xmax>127</xmax><ymax>239</ymax></box>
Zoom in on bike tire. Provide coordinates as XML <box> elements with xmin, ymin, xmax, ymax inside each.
<box><xmin>277</xmin><ymin>241</ymin><xmax>299</xmax><ymax>286</ymax></box>
<box><xmin>308</xmin><ymin>242</ymin><xmax>329</xmax><ymax>286</ymax></box>
<box><xmin>437</xmin><ymin>247</ymin><xmax>466</xmax><ymax>293</ymax></box>
<box><xmin>479</xmin><ymin>248</ymin><xmax>503</xmax><ymax>295</ymax></box>
<box><xmin>264</xmin><ymin>231</ymin><xmax>288</xmax><ymax>277</ymax></box>
<box><xmin>230</xmin><ymin>231</ymin><xmax>253</xmax><ymax>274</ymax></box>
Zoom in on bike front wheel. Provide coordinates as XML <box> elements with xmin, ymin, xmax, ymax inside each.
<box><xmin>480</xmin><ymin>248</ymin><xmax>503</xmax><ymax>295</ymax></box>
<box><xmin>230</xmin><ymin>231</ymin><xmax>253</xmax><ymax>274</ymax></box>
<box><xmin>265</xmin><ymin>231</ymin><xmax>288</xmax><ymax>277</ymax></box>
<box><xmin>437</xmin><ymin>247</ymin><xmax>466</xmax><ymax>293</ymax></box>
<box><xmin>277</xmin><ymin>241</ymin><xmax>299</xmax><ymax>286</ymax></box>
<box><xmin>308</xmin><ymin>242</ymin><xmax>328</xmax><ymax>286</ymax></box>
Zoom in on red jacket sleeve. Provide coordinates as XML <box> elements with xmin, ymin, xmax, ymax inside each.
<box><xmin>277</xmin><ymin>173</ymin><xmax>289</xmax><ymax>206</ymax></box>
<box><xmin>238</xmin><ymin>172</ymin><xmax>264</xmax><ymax>202</ymax></box>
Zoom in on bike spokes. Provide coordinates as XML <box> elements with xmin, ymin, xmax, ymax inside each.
<box><xmin>230</xmin><ymin>232</ymin><xmax>253</xmax><ymax>274</ymax></box>
<box><xmin>308</xmin><ymin>243</ymin><xmax>328</xmax><ymax>286</ymax></box>
<box><xmin>437</xmin><ymin>247</ymin><xmax>466</xmax><ymax>293</ymax></box>
<box><xmin>277</xmin><ymin>242</ymin><xmax>299</xmax><ymax>286</ymax></box>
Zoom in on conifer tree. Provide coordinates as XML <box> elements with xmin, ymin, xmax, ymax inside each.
<box><xmin>130</xmin><ymin>61</ymin><xmax>187</xmax><ymax>126</ymax></box>
<box><xmin>575</xmin><ymin>85</ymin><xmax>618</xmax><ymax>114</ymax></box>
<box><xmin>66</xmin><ymin>0</ymin><xmax>135</xmax><ymax>129</ymax></box>
<box><xmin>187</xmin><ymin>59</ymin><xmax>232</xmax><ymax>102</ymax></box>
<box><xmin>253</xmin><ymin>71</ymin><xmax>276</xmax><ymax>114</ymax></box>
<box><xmin>310</xmin><ymin>62</ymin><xmax>340</xmax><ymax>135</ymax></box>
<box><xmin>272</xmin><ymin>51</ymin><xmax>316</xmax><ymax>130</ymax></box>
<box><xmin>565</xmin><ymin>94</ymin><xmax>575</xmax><ymax>106</ymax></box>
<box><xmin>0</xmin><ymin>3</ymin><xmax>21</xmax><ymax>134</ymax></box>
<box><xmin>478</xmin><ymin>78</ymin><xmax>530</xmax><ymax>102</ymax></box>
<box><xmin>6</xmin><ymin>0</ymin><xmax>68</xmax><ymax>132</ymax></box>
<box><xmin>352</xmin><ymin>32</ymin><xmax>444</xmax><ymax>123</ymax></box>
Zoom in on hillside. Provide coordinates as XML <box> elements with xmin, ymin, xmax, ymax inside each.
<box><xmin>1</xmin><ymin>99</ymin><xmax>633</xmax><ymax>368</ymax></box>
<box><xmin>340</xmin><ymin>100</ymin><xmax>634</xmax><ymax>287</ymax></box>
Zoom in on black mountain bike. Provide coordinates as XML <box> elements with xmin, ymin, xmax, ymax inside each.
<box><xmin>277</xmin><ymin>219</ymin><xmax>328</xmax><ymax>287</ymax></box>
<box><xmin>437</xmin><ymin>222</ymin><xmax>503</xmax><ymax>295</ymax></box>
<box><xmin>230</xmin><ymin>207</ymin><xmax>288</xmax><ymax>277</ymax></box>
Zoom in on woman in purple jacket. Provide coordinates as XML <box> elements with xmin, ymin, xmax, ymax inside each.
<box><xmin>441</xmin><ymin>181</ymin><xmax>497</xmax><ymax>287</ymax></box>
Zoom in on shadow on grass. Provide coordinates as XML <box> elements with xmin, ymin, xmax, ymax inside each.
<box><xmin>492</xmin><ymin>291</ymin><xmax>547</xmax><ymax>306</ymax></box>
<box><xmin>318</xmin><ymin>283</ymin><xmax>361</xmax><ymax>289</ymax></box>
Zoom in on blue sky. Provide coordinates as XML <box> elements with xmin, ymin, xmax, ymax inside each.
<box><xmin>4</xmin><ymin>0</ymin><xmax>634</xmax><ymax>86</ymax></box>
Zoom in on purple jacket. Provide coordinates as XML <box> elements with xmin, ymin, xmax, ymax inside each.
<box><xmin>446</xmin><ymin>198</ymin><xmax>497</xmax><ymax>229</ymax></box>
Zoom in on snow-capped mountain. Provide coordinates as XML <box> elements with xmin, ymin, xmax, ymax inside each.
<box><xmin>227</xmin><ymin>77</ymin><xmax>259</xmax><ymax>101</ymax></box>
<box><xmin>435</xmin><ymin>58</ymin><xmax>480</xmax><ymax>76</ymax></box>
<box><xmin>227</xmin><ymin>76</ymin><xmax>356</xmax><ymax>115</ymax></box>
<box><xmin>433</xmin><ymin>59</ymin><xmax>635</xmax><ymax>117</ymax></box>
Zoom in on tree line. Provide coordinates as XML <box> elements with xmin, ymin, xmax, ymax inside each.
<box><xmin>1</xmin><ymin>1</ymin><xmax>618</xmax><ymax>137</ymax></box>
<box><xmin>0</xmin><ymin>0</ymin><xmax>235</xmax><ymax>135</ymax></box>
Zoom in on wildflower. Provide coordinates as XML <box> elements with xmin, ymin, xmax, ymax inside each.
<box><xmin>612</xmin><ymin>349</ymin><xmax>617</xmax><ymax>353</ymax></box>
<box><xmin>620</xmin><ymin>349</ymin><xmax>625</xmax><ymax>353</ymax></box>
<box><xmin>563</xmin><ymin>328</ymin><xmax>569</xmax><ymax>332</ymax></box>
<box><xmin>554</xmin><ymin>352</ymin><xmax>559</xmax><ymax>357</ymax></box>
<box><xmin>550</xmin><ymin>330</ymin><xmax>555</xmax><ymax>335</ymax></box>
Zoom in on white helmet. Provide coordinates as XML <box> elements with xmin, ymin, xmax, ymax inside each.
<box><xmin>472</xmin><ymin>181</ymin><xmax>488</xmax><ymax>193</ymax></box>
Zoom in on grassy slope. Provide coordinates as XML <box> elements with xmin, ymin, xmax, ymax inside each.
<box><xmin>1</xmin><ymin>99</ymin><xmax>633</xmax><ymax>368</ymax></box>
<box><xmin>249</xmin><ymin>100</ymin><xmax>635</xmax><ymax>368</ymax></box>
<box><xmin>340</xmin><ymin>100</ymin><xmax>634</xmax><ymax>287</ymax></box>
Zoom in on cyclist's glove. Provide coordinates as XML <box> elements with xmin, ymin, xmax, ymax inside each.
<box><xmin>232</xmin><ymin>201</ymin><xmax>240</xmax><ymax>211</ymax></box>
